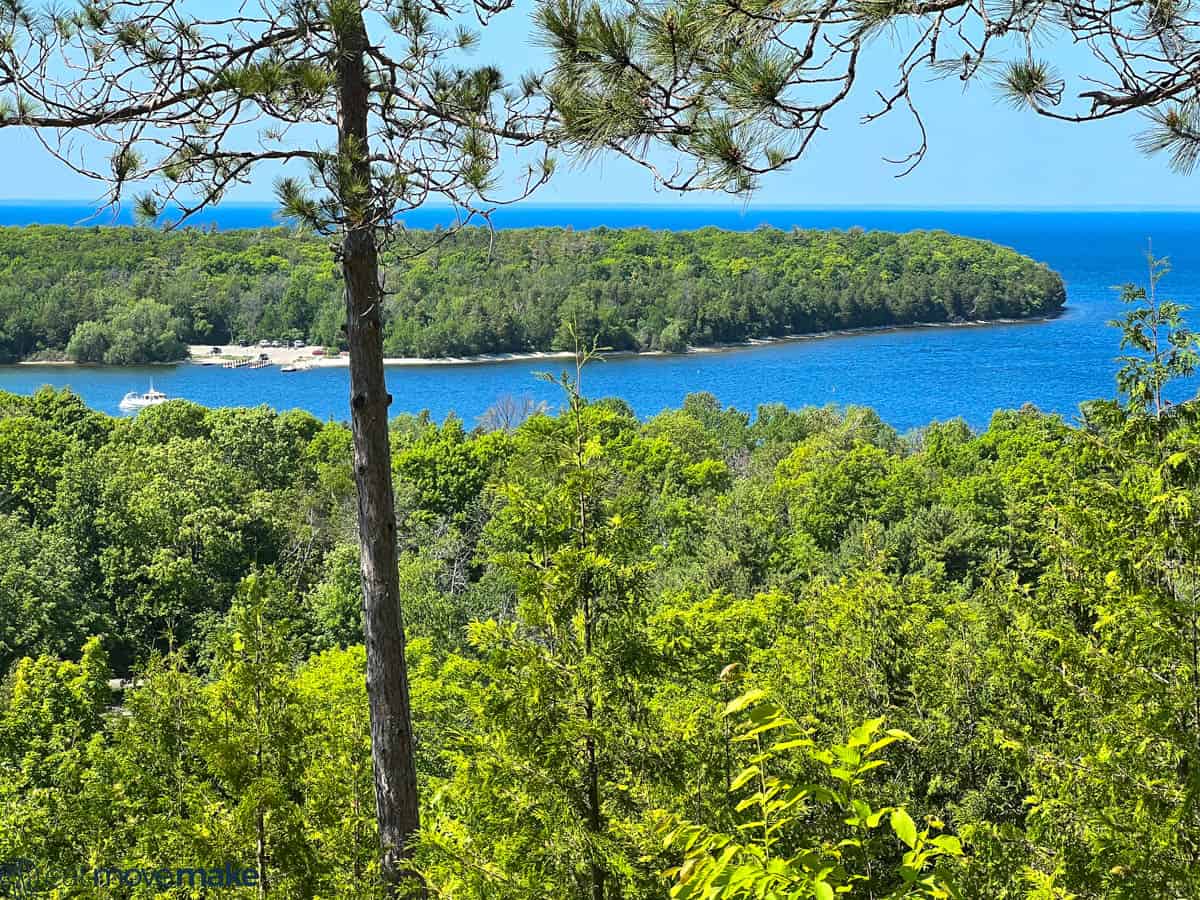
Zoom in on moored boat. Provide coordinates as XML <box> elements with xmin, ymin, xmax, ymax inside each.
<box><xmin>118</xmin><ymin>382</ymin><xmax>169</xmax><ymax>411</ymax></box>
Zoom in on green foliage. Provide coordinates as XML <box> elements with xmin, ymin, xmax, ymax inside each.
<box><xmin>65</xmin><ymin>318</ymin><xmax>111</xmax><ymax>362</ymax></box>
<box><xmin>0</xmin><ymin>596</ymin><xmax>381</xmax><ymax>897</ymax></box>
<box><xmin>0</xmin><ymin>225</ymin><xmax>1063</xmax><ymax>361</ymax></box>
<box><xmin>0</xmin><ymin>266</ymin><xmax>1197</xmax><ymax>898</ymax></box>
<box><xmin>0</xmin><ymin>513</ymin><xmax>91</xmax><ymax>674</ymax></box>
<box><xmin>419</xmin><ymin>362</ymin><xmax>663</xmax><ymax>899</ymax></box>
<box><xmin>656</xmin><ymin>688</ymin><xmax>963</xmax><ymax>899</ymax></box>
<box><xmin>999</xmin><ymin>61</ymin><xmax>1064</xmax><ymax>110</ymax></box>
<box><xmin>0</xmin><ymin>414</ymin><xmax>72</xmax><ymax>520</ymax></box>
<box><xmin>1110</xmin><ymin>248</ymin><xmax>1200</xmax><ymax>418</ymax></box>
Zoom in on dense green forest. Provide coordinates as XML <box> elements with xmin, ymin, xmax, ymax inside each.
<box><xmin>1</xmin><ymin>285</ymin><xmax>1198</xmax><ymax>897</ymax></box>
<box><xmin>0</xmin><ymin>225</ymin><xmax>1065</xmax><ymax>363</ymax></box>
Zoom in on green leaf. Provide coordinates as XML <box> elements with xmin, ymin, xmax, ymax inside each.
<box><xmin>724</xmin><ymin>688</ymin><xmax>766</xmax><ymax>715</ymax></box>
<box><xmin>891</xmin><ymin>809</ymin><xmax>918</xmax><ymax>849</ymax></box>
<box><xmin>931</xmin><ymin>834</ymin><xmax>964</xmax><ymax>856</ymax></box>
<box><xmin>866</xmin><ymin>807</ymin><xmax>890</xmax><ymax>828</ymax></box>
<box><xmin>848</xmin><ymin>716</ymin><xmax>885</xmax><ymax>747</ymax></box>
<box><xmin>770</xmin><ymin>738</ymin><xmax>813</xmax><ymax>752</ymax></box>
<box><xmin>729</xmin><ymin>765</ymin><xmax>760</xmax><ymax>791</ymax></box>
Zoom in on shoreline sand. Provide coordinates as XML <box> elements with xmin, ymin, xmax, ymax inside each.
<box><xmin>186</xmin><ymin>312</ymin><xmax>1062</xmax><ymax>368</ymax></box>
<box><xmin>12</xmin><ymin>312</ymin><xmax>1062</xmax><ymax>369</ymax></box>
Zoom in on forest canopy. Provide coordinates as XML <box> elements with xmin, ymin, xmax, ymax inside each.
<box><xmin>0</xmin><ymin>224</ymin><xmax>1065</xmax><ymax>362</ymax></box>
<box><xmin>1</xmin><ymin>369</ymin><xmax>1198</xmax><ymax>897</ymax></box>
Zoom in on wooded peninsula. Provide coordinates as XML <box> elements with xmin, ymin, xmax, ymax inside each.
<box><xmin>0</xmin><ymin>225</ymin><xmax>1065</xmax><ymax>364</ymax></box>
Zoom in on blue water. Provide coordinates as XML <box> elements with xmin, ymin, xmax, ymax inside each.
<box><xmin>1</xmin><ymin>204</ymin><xmax>1198</xmax><ymax>431</ymax></box>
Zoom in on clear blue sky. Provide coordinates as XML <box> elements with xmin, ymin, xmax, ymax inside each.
<box><xmin>1</xmin><ymin>3</ymin><xmax>1196</xmax><ymax>210</ymax></box>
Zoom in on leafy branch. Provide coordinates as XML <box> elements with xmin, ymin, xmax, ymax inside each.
<box><xmin>653</xmin><ymin>686</ymin><xmax>964</xmax><ymax>899</ymax></box>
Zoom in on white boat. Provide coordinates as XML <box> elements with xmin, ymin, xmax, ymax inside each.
<box><xmin>119</xmin><ymin>382</ymin><xmax>169</xmax><ymax>411</ymax></box>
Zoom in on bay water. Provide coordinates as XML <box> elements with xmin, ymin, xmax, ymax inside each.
<box><xmin>1</xmin><ymin>205</ymin><xmax>1197</xmax><ymax>432</ymax></box>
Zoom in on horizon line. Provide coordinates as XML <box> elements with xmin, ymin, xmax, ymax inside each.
<box><xmin>1</xmin><ymin>199</ymin><xmax>1200</xmax><ymax>214</ymax></box>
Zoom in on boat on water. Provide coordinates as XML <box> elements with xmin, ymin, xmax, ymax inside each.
<box><xmin>118</xmin><ymin>382</ymin><xmax>169</xmax><ymax>411</ymax></box>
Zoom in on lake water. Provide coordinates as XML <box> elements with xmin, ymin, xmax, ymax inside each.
<box><xmin>2</xmin><ymin>205</ymin><xmax>1198</xmax><ymax>432</ymax></box>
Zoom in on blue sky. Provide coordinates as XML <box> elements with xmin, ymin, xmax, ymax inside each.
<box><xmin>1</xmin><ymin>4</ymin><xmax>1197</xmax><ymax>210</ymax></box>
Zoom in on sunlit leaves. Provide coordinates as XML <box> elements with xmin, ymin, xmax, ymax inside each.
<box><xmin>686</xmin><ymin>118</ymin><xmax>760</xmax><ymax>192</ymax></box>
<box><xmin>657</xmin><ymin>686</ymin><xmax>963</xmax><ymax>899</ymax></box>
<box><xmin>891</xmin><ymin>807</ymin><xmax>918</xmax><ymax>848</ymax></box>
<box><xmin>579</xmin><ymin>3</ymin><xmax>638</xmax><ymax>73</ymax></box>
<box><xmin>548</xmin><ymin>78</ymin><xmax>647</xmax><ymax>150</ymax></box>
<box><xmin>1109</xmin><ymin>249</ymin><xmax>1200</xmax><ymax>417</ymax></box>
<box><xmin>0</xmin><ymin>241</ymin><xmax>1197</xmax><ymax>898</ymax></box>
<box><xmin>537</xmin><ymin>0</ymin><xmax>794</xmax><ymax>191</ymax></box>
<box><xmin>1141</xmin><ymin>0</ymin><xmax>1183</xmax><ymax>35</ymax></box>
<box><xmin>454</xmin><ymin>25</ymin><xmax>478</xmax><ymax>50</ymax></box>
<box><xmin>532</xmin><ymin>0</ymin><xmax>1200</xmax><ymax>192</ymax></box>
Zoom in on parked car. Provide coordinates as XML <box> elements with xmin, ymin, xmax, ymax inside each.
<box><xmin>258</xmin><ymin>339</ymin><xmax>269</xmax><ymax>348</ymax></box>
<box><xmin>292</xmin><ymin>339</ymin><xmax>305</xmax><ymax>348</ymax></box>
<box><xmin>312</xmin><ymin>348</ymin><xmax>325</xmax><ymax>356</ymax></box>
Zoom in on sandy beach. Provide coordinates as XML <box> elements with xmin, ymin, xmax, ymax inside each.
<box><xmin>186</xmin><ymin>344</ymin><xmax>613</xmax><ymax>368</ymax></box>
<box><xmin>185</xmin><ymin>315</ymin><xmax>1059</xmax><ymax>370</ymax></box>
<box><xmin>14</xmin><ymin>314</ymin><xmax>1060</xmax><ymax>369</ymax></box>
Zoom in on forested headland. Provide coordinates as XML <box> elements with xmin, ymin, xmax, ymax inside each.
<box><xmin>2</xmin><ymin>306</ymin><xmax>1198</xmax><ymax>896</ymax></box>
<box><xmin>0</xmin><ymin>224</ymin><xmax>1065</xmax><ymax>363</ymax></box>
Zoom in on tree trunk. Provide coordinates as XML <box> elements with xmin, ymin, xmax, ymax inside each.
<box><xmin>585</xmin><ymin>725</ymin><xmax>605</xmax><ymax>900</ymax></box>
<box><xmin>336</xmin><ymin>10</ymin><xmax>422</xmax><ymax>892</ymax></box>
<box><xmin>255</xmin><ymin>675</ymin><xmax>268</xmax><ymax>899</ymax></box>
<box><xmin>256</xmin><ymin>808</ymin><xmax>267</xmax><ymax>900</ymax></box>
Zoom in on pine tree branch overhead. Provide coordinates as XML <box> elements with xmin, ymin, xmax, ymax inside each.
<box><xmin>0</xmin><ymin>0</ymin><xmax>558</xmax><ymax>232</ymax></box>
<box><xmin>533</xmin><ymin>0</ymin><xmax>1200</xmax><ymax>189</ymax></box>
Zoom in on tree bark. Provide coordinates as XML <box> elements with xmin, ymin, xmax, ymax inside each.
<box><xmin>336</xmin><ymin>9</ymin><xmax>422</xmax><ymax>892</ymax></box>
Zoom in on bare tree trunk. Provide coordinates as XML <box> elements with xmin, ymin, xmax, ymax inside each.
<box><xmin>255</xmin><ymin>676</ymin><xmax>268</xmax><ymax>899</ymax></box>
<box><xmin>256</xmin><ymin>808</ymin><xmax>267</xmax><ymax>900</ymax></box>
<box><xmin>585</xmin><ymin>721</ymin><xmax>604</xmax><ymax>900</ymax></box>
<box><xmin>336</xmin><ymin>10</ymin><xmax>422</xmax><ymax>892</ymax></box>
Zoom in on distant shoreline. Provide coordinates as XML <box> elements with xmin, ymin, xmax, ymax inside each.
<box><xmin>193</xmin><ymin>312</ymin><xmax>1062</xmax><ymax>368</ymax></box>
<box><xmin>10</xmin><ymin>312</ymin><xmax>1063</xmax><ymax>369</ymax></box>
